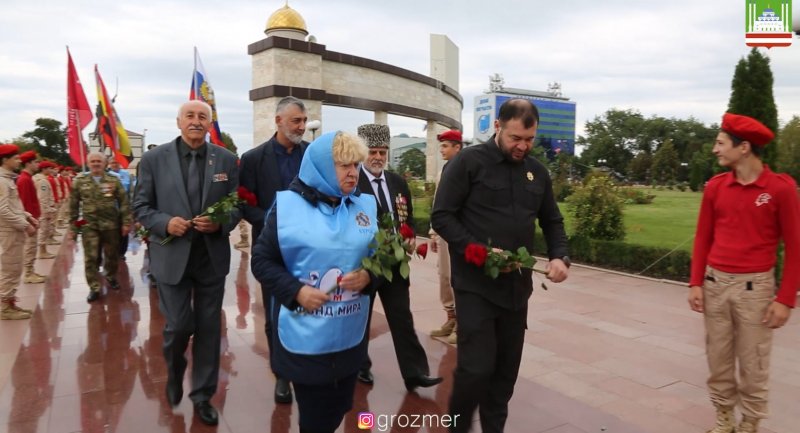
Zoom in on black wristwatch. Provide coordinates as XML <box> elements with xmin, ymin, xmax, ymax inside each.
<box><xmin>556</xmin><ymin>256</ymin><xmax>571</xmax><ymax>268</ymax></box>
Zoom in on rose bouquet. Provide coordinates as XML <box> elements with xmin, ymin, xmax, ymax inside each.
<box><xmin>464</xmin><ymin>242</ymin><xmax>549</xmax><ymax>289</ymax></box>
<box><xmin>160</xmin><ymin>186</ymin><xmax>257</xmax><ymax>245</ymax></box>
<box><xmin>72</xmin><ymin>219</ymin><xmax>88</xmax><ymax>236</ymax></box>
<box><xmin>358</xmin><ymin>214</ymin><xmax>427</xmax><ymax>283</ymax></box>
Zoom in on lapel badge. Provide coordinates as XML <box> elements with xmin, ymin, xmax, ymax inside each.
<box><xmin>526</xmin><ymin>171</ymin><xmax>534</xmax><ymax>181</ymax></box>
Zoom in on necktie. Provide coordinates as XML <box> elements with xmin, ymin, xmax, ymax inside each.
<box><xmin>373</xmin><ymin>178</ymin><xmax>390</xmax><ymax>215</ymax></box>
<box><xmin>188</xmin><ymin>150</ymin><xmax>201</xmax><ymax>216</ymax></box>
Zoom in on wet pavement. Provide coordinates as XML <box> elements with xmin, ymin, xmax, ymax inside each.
<box><xmin>0</xmin><ymin>227</ymin><xmax>797</xmax><ymax>433</ymax></box>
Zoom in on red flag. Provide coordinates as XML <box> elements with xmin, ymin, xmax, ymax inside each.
<box><xmin>66</xmin><ymin>48</ymin><xmax>93</xmax><ymax>166</ymax></box>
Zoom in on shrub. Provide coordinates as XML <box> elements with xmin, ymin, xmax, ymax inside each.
<box><xmin>617</xmin><ymin>188</ymin><xmax>655</xmax><ymax>204</ymax></box>
<box><xmin>567</xmin><ymin>174</ymin><xmax>625</xmax><ymax>241</ymax></box>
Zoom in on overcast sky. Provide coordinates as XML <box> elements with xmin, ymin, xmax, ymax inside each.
<box><xmin>1</xmin><ymin>0</ymin><xmax>798</xmax><ymax>154</ymax></box>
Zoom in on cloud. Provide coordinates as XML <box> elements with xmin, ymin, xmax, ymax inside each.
<box><xmin>1</xmin><ymin>0</ymin><xmax>798</xmax><ymax>152</ymax></box>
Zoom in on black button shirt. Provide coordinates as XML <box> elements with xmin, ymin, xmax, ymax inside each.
<box><xmin>431</xmin><ymin>136</ymin><xmax>568</xmax><ymax>310</ymax></box>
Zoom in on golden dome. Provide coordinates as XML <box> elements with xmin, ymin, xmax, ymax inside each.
<box><xmin>266</xmin><ymin>3</ymin><xmax>307</xmax><ymax>33</ymax></box>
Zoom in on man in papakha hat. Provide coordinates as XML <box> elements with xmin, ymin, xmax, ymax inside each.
<box><xmin>15</xmin><ymin>151</ymin><xmax>46</xmax><ymax>284</ymax></box>
<box><xmin>355</xmin><ymin>123</ymin><xmax>443</xmax><ymax>392</ymax></box>
<box><xmin>688</xmin><ymin>113</ymin><xmax>800</xmax><ymax>433</ymax></box>
<box><xmin>0</xmin><ymin>144</ymin><xmax>38</xmax><ymax>320</ymax></box>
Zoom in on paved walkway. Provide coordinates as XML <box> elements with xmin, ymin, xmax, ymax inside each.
<box><xmin>0</xmin><ymin>227</ymin><xmax>797</xmax><ymax>433</ymax></box>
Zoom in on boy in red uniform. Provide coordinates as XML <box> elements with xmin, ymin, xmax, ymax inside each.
<box><xmin>688</xmin><ymin>113</ymin><xmax>799</xmax><ymax>433</ymax></box>
<box><xmin>15</xmin><ymin>151</ymin><xmax>45</xmax><ymax>284</ymax></box>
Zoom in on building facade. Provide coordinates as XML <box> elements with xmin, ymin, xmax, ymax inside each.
<box><xmin>474</xmin><ymin>86</ymin><xmax>576</xmax><ymax>157</ymax></box>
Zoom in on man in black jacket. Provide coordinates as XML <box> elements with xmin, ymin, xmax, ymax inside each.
<box><xmin>239</xmin><ymin>96</ymin><xmax>308</xmax><ymax>404</ymax></box>
<box><xmin>431</xmin><ymin>99</ymin><xmax>569</xmax><ymax>433</ymax></box>
<box><xmin>356</xmin><ymin>123</ymin><xmax>442</xmax><ymax>392</ymax></box>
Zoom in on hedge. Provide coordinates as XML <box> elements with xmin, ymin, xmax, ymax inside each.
<box><xmin>531</xmin><ymin>232</ymin><xmax>691</xmax><ymax>281</ymax></box>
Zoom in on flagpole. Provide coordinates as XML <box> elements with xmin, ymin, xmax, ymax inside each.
<box><xmin>193</xmin><ymin>46</ymin><xmax>199</xmax><ymax>98</ymax></box>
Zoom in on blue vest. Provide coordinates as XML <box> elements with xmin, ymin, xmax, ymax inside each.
<box><xmin>276</xmin><ymin>191</ymin><xmax>377</xmax><ymax>355</ymax></box>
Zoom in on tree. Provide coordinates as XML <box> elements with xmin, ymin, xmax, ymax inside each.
<box><xmin>776</xmin><ymin>116</ymin><xmax>800</xmax><ymax>181</ymax></box>
<box><xmin>221</xmin><ymin>131</ymin><xmax>237</xmax><ymax>155</ymax></box>
<box><xmin>688</xmin><ymin>143</ymin><xmax>716</xmax><ymax>191</ymax></box>
<box><xmin>651</xmin><ymin>139</ymin><xmax>680</xmax><ymax>185</ymax></box>
<box><xmin>727</xmin><ymin>48</ymin><xmax>779</xmax><ymax>167</ymax></box>
<box><xmin>396</xmin><ymin>148</ymin><xmax>425</xmax><ymax>178</ymax></box>
<box><xmin>627</xmin><ymin>152</ymin><xmax>652</xmax><ymax>183</ymax></box>
<box><xmin>22</xmin><ymin>118</ymin><xmax>71</xmax><ymax>166</ymax></box>
<box><xmin>578</xmin><ymin>109</ymin><xmax>642</xmax><ymax>176</ymax></box>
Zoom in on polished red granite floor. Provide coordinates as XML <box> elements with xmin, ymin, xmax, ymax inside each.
<box><xmin>1</xmin><ymin>230</ymin><xmax>797</xmax><ymax>432</ymax></box>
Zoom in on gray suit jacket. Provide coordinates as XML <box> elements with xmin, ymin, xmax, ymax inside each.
<box><xmin>133</xmin><ymin>138</ymin><xmax>241</xmax><ymax>285</ymax></box>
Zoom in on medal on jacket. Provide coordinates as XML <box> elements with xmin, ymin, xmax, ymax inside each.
<box><xmin>395</xmin><ymin>193</ymin><xmax>408</xmax><ymax>223</ymax></box>
<box><xmin>527</xmin><ymin>171</ymin><xmax>534</xmax><ymax>181</ymax></box>
<box><xmin>101</xmin><ymin>183</ymin><xmax>114</xmax><ymax>197</ymax></box>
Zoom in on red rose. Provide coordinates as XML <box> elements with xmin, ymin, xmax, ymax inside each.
<box><xmin>237</xmin><ymin>186</ymin><xmax>258</xmax><ymax>207</ymax></box>
<box><xmin>398</xmin><ymin>223</ymin><xmax>415</xmax><ymax>240</ymax></box>
<box><xmin>465</xmin><ymin>243</ymin><xmax>488</xmax><ymax>267</ymax></box>
<box><xmin>415</xmin><ymin>243</ymin><xmax>428</xmax><ymax>259</ymax></box>
<box><xmin>74</xmin><ymin>219</ymin><xmax>88</xmax><ymax>228</ymax></box>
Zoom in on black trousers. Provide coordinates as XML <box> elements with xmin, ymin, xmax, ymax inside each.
<box><xmin>362</xmin><ymin>277</ymin><xmax>429</xmax><ymax>379</ymax></box>
<box><xmin>295</xmin><ymin>373</ymin><xmax>358</xmax><ymax>433</ymax></box>
<box><xmin>157</xmin><ymin>241</ymin><xmax>226</xmax><ymax>403</ymax></box>
<box><xmin>449</xmin><ymin>291</ymin><xmax>527</xmax><ymax>433</ymax></box>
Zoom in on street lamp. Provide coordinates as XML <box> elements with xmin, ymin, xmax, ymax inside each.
<box><xmin>307</xmin><ymin>120</ymin><xmax>321</xmax><ymax>140</ymax></box>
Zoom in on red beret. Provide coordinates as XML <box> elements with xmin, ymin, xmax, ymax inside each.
<box><xmin>19</xmin><ymin>150</ymin><xmax>37</xmax><ymax>164</ymax></box>
<box><xmin>437</xmin><ymin>130</ymin><xmax>463</xmax><ymax>143</ymax></box>
<box><xmin>38</xmin><ymin>161</ymin><xmax>56</xmax><ymax>169</ymax></box>
<box><xmin>721</xmin><ymin>113</ymin><xmax>774</xmax><ymax>147</ymax></box>
<box><xmin>0</xmin><ymin>144</ymin><xmax>20</xmax><ymax>158</ymax></box>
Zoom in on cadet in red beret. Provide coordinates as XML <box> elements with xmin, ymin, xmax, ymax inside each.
<box><xmin>0</xmin><ymin>144</ymin><xmax>38</xmax><ymax>319</ymax></box>
<box><xmin>429</xmin><ymin>129</ymin><xmax>464</xmax><ymax>344</ymax></box>
<box><xmin>689</xmin><ymin>113</ymin><xmax>800</xmax><ymax>433</ymax></box>
<box><xmin>15</xmin><ymin>151</ymin><xmax>45</xmax><ymax>284</ymax></box>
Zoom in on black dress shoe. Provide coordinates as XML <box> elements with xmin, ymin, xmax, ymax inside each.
<box><xmin>194</xmin><ymin>401</ymin><xmax>218</xmax><ymax>426</ymax></box>
<box><xmin>86</xmin><ymin>291</ymin><xmax>100</xmax><ymax>303</ymax></box>
<box><xmin>166</xmin><ymin>381</ymin><xmax>183</xmax><ymax>407</ymax></box>
<box><xmin>274</xmin><ymin>377</ymin><xmax>292</xmax><ymax>404</ymax></box>
<box><xmin>404</xmin><ymin>375</ymin><xmax>443</xmax><ymax>392</ymax></box>
<box><xmin>357</xmin><ymin>369</ymin><xmax>374</xmax><ymax>385</ymax></box>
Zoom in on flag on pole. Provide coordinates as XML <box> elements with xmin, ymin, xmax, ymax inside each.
<box><xmin>66</xmin><ymin>48</ymin><xmax>93</xmax><ymax>167</ymax></box>
<box><xmin>94</xmin><ymin>65</ymin><xmax>132</xmax><ymax>168</ymax></box>
<box><xmin>190</xmin><ymin>47</ymin><xmax>225</xmax><ymax>147</ymax></box>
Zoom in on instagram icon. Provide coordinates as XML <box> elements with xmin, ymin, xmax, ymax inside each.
<box><xmin>357</xmin><ymin>412</ymin><xmax>374</xmax><ymax>429</ymax></box>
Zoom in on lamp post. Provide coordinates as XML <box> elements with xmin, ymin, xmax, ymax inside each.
<box><xmin>307</xmin><ymin>120</ymin><xmax>321</xmax><ymax>140</ymax></box>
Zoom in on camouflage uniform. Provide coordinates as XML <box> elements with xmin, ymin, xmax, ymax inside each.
<box><xmin>0</xmin><ymin>166</ymin><xmax>32</xmax><ymax>319</ymax></box>
<box><xmin>34</xmin><ymin>173</ymin><xmax>57</xmax><ymax>257</ymax></box>
<box><xmin>70</xmin><ymin>173</ymin><xmax>131</xmax><ymax>293</ymax></box>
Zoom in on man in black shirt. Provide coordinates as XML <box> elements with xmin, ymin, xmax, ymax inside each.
<box><xmin>240</xmin><ymin>96</ymin><xmax>309</xmax><ymax>404</ymax></box>
<box><xmin>431</xmin><ymin>98</ymin><xmax>569</xmax><ymax>433</ymax></box>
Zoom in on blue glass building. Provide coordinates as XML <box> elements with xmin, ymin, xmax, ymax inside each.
<box><xmin>473</xmin><ymin>90</ymin><xmax>576</xmax><ymax>156</ymax></box>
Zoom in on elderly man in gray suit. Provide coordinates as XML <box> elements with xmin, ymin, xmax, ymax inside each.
<box><xmin>133</xmin><ymin>100</ymin><xmax>241</xmax><ymax>426</ymax></box>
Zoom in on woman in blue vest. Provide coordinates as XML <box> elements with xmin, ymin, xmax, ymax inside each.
<box><xmin>251</xmin><ymin>131</ymin><xmax>378</xmax><ymax>433</ymax></box>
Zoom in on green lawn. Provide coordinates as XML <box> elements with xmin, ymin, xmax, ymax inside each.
<box><xmin>415</xmin><ymin>188</ymin><xmax>702</xmax><ymax>252</ymax></box>
<box><xmin>564</xmin><ymin>188</ymin><xmax>701</xmax><ymax>252</ymax></box>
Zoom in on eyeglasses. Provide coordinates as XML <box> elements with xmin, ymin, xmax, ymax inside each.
<box><xmin>369</xmin><ymin>150</ymin><xmax>388</xmax><ymax>156</ymax></box>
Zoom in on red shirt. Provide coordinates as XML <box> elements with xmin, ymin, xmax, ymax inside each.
<box><xmin>15</xmin><ymin>170</ymin><xmax>41</xmax><ymax>219</ymax></box>
<box><xmin>47</xmin><ymin>175</ymin><xmax>59</xmax><ymax>203</ymax></box>
<box><xmin>690</xmin><ymin>166</ymin><xmax>800</xmax><ymax>307</ymax></box>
